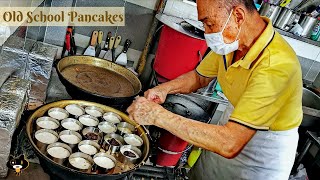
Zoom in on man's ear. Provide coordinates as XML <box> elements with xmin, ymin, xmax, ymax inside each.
<box><xmin>233</xmin><ymin>6</ymin><xmax>245</xmax><ymax>28</ymax></box>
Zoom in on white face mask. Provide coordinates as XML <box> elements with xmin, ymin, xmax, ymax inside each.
<box><xmin>204</xmin><ymin>9</ymin><xmax>241</xmax><ymax>55</ymax></box>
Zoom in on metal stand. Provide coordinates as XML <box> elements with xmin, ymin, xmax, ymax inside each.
<box><xmin>292</xmin><ymin>131</ymin><xmax>320</xmax><ymax>174</ymax></box>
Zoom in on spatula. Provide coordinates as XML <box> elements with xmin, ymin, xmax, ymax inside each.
<box><xmin>95</xmin><ymin>31</ymin><xmax>104</xmax><ymax>57</ymax></box>
<box><xmin>115</xmin><ymin>39</ymin><xmax>131</xmax><ymax>66</ymax></box>
<box><xmin>112</xmin><ymin>35</ymin><xmax>122</xmax><ymax>62</ymax></box>
<box><xmin>84</xmin><ymin>30</ymin><xmax>98</xmax><ymax>56</ymax></box>
<box><xmin>105</xmin><ymin>35</ymin><xmax>121</xmax><ymax>61</ymax></box>
<box><xmin>98</xmin><ymin>31</ymin><xmax>112</xmax><ymax>58</ymax></box>
<box><xmin>103</xmin><ymin>36</ymin><xmax>115</xmax><ymax>61</ymax></box>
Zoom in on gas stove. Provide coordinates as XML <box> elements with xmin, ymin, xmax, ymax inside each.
<box><xmin>123</xmin><ymin>165</ymin><xmax>188</xmax><ymax>180</ymax></box>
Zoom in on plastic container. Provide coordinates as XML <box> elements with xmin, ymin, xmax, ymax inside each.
<box><xmin>156</xmin><ymin>130</ymin><xmax>189</xmax><ymax>166</ymax></box>
<box><xmin>154</xmin><ymin>25</ymin><xmax>207</xmax><ymax>80</ymax></box>
<box><xmin>310</xmin><ymin>19</ymin><xmax>320</xmax><ymax>41</ymax></box>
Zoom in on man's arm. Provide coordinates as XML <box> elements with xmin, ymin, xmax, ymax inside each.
<box><xmin>157</xmin><ymin>70</ymin><xmax>214</xmax><ymax>95</ymax></box>
<box><xmin>154</xmin><ymin>110</ymin><xmax>256</xmax><ymax>158</ymax></box>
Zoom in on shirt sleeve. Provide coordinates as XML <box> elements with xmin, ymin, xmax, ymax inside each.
<box><xmin>196</xmin><ymin>51</ymin><xmax>219</xmax><ymax>78</ymax></box>
<box><xmin>230</xmin><ymin>60</ymin><xmax>297</xmax><ymax>130</ymax></box>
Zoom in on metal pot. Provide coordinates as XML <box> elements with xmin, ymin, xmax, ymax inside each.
<box><xmin>26</xmin><ymin>100</ymin><xmax>150</xmax><ymax>180</ymax></box>
<box><xmin>56</xmin><ymin>56</ymin><xmax>142</xmax><ymax>109</ymax></box>
<box><xmin>162</xmin><ymin>94</ymin><xmax>212</xmax><ymax>123</ymax></box>
<box><xmin>301</xmin><ymin>88</ymin><xmax>320</xmax><ymax>130</ymax></box>
<box><xmin>156</xmin><ymin>94</ymin><xmax>213</xmax><ymax>166</ymax></box>
<box><xmin>299</xmin><ymin>15</ymin><xmax>318</xmax><ymax>37</ymax></box>
<box><xmin>259</xmin><ymin>2</ymin><xmax>282</xmax><ymax>24</ymax></box>
<box><xmin>275</xmin><ymin>8</ymin><xmax>300</xmax><ymax>31</ymax></box>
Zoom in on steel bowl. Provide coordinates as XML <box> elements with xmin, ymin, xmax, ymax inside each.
<box><xmin>47</xmin><ymin>142</ymin><xmax>72</xmax><ymax>165</ymax></box>
<box><xmin>103</xmin><ymin>133</ymin><xmax>125</xmax><ymax>154</ymax></box>
<box><xmin>26</xmin><ymin>100</ymin><xmax>150</xmax><ymax>179</ymax></box>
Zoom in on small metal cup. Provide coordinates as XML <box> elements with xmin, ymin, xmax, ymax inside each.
<box><xmin>85</xmin><ymin>106</ymin><xmax>104</xmax><ymax>118</ymax></box>
<box><xmin>65</xmin><ymin>104</ymin><xmax>85</xmax><ymax>116</ymax></box>
<box><xmin>36</xmin><ymin>116</ymin><xmax>60</xmax><ymax>130</ymax></box>
<box><xmin>92</xmin><ymin>152</ymin><xmax>117</xmax><ymax>174</ymax></box>
<box><xmin>68</xmin><ymin>152</ymin><xmax>94</xmax><ymax>173</ymax></box>
<box><xmin>35</xmin><ymin>129</ymin><xmax>59</xmax><ymax>153</ymax></box>
<box><xmin>78</xmin><ymin>140</ymin><xmax>101</xmax><ymax>156</ymax></box>
<box><xmin>98</xmin><ymin>121</ymin><xmax>117</xmax><ymax>134</ymax></box>
<box><xmin>79</xmin><ymin>114</ymin><xmax>99</xmax><ymax>127</ymax></box>
<box><xmin>48</xmin><ymin>107</ymin><xmax>69</xmax><ymax>120</ymax></box>
<box><xmin>61</xmin><ymin>118</ymin><xmax>83</xmax><ymax>131</ymax></box>
<box><xmin>103</xmin><ymin>133</ymin><xmax>124</xmax><ymax>154</ymax></box>
<box><xmin>117</xmin><ymin>122</ymin><xmax>135</xmax><ymax>135</ymax></box>
<box><xmin>59</xmin><ymin>130</ymin><xmax>82</xmax><ymax>149</ymax></box>
<box><xmin>82</xmin><ymin>127</ymin><xmax>103</xmax><ymax>143</ymax></box>
<box><xmin>119</xmin><ymin>145</ymin><xmax>142</xmax><ymax>164</ymax></box>
<box><xmin>103</xmin><ymin>112</ymin><xmax>122</xmax><ymax>124</ymax></box>
<box><xmin>123</xmin><ymin>134</ymin><xmax>144</xmax><ymax>147</ymax></box>
<box><xmin>47</xmin><ymin>142</ymin><xmax>72</xmax><ymax>165</ymax></box>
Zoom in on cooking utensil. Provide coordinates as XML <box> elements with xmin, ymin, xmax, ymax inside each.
<box><xmin>183</xmin><ymin>18</ymin><xmax>204</xmax><ymax>31</ymax></box>
<box><xmin>103</xmin><ymin>112</ymin><xmax>122</xmax><ymax>124</ymax></box>
<box><xmin>115</xmin><ymin>39</ymin><xmax>131</xmax><ymax>66</ymax></box>
<box><xmin>35</xmin><ymin>129</ymin><xmax>59</xmax><ymax>153</ymax></box>
<box><xmin>299</xmin><ymin>14</ymin><xmax>318</xmax><ymax>37</ymax></box>
<box><xmin>112</xmin><ymin>35</ymin><xmax>122</xmax><ymax>62</ymax></box>
<box><xmin>95</xmin><ymin>31</ymin><xmax>104</xmax><ymax>57</ymax></box>
<box><xmin>48</xmin><ymin>107</ymin><xmax>69</xmax><ymax>120</ymax></box>
<box><xmin>82</xmin><ymin>127</ymin><xmax>103</xmax><ymax>143</ymax></box>
<box><xmin>26</xmin><ymin>100</ymin><xmax>150</xmax><ymax>179</ymax></box>
<box><xmin>36</xmin><ymin>116</ymin><xmax>60</xmax><ymax>130</ymax></box>
<box><xmin>124</xmin><ymin>134</ymin><xmax>143</xmax><ymax>147</ymax></box>
<box><xmin>93</xmin><ymin>153</ymin><xmax>117</xmax><ymax>172</ymax></box>
<box><xmin>98</xmin><ymin>32</ymin><xmax>112</xmax><ymax>58</ymax></box>
<box><xmin>78</xmin><ymin>140</ymin><xmax>101</xmax><ymax>156</ymax></box>
<box><xmin>85</xmin><ymin>106</ymin><xmax>104</xmax><ymax>118</ymax></box>
<box><xmin>61</xmin><ymin>118</ymin><xmax>83</xmax><ymax>131</ymax></box>
<box><xmin>275</xmin><ymin>8</ymin><xmax>298</xmax><ymax>30</ymax></box>
<box><xmin>157</xmin><ymin>94</ymin><xmax>213</xmax><ymax>166</ymax></box>
<box><xmin>119</xmin><ymin>145</ymin><xmax>142</xmax><ymax>164</ymax></box>
<box><xmin>79</xmin><ymin>114</ymin><xmax>99</xmax><ymax>127</ymax></box>
<box><xmin>59</xmin><ymin>130</ymin><xmax>82</xmax><ymax>146</ymax></box>
<box><xmin>68</xmin><ymin>152</ymin><xmax>94</xmax><ymax>173</ymax></box>
<box><xmin>180</xmin><ymin>21</ymin><xmax>205</xmax><ymax>39</ymax></box>
<box><xmin>103</xmin><ymin>36</ymin><xmax>115</xmax><ymax>61</ymax></box>
<box><xmin>296</xmin><ymin>0</ymin><xmax>318</xmax><ymax>11</ymax></box>
<box><xmin>259</xmin><ymin>2</ymin><xmax>282</xmax><ymax>24</ymax></box>
<box><xmin>56</xmin><ymin>56</ymin><xmax>142</xmax><ymax>108</ymax></box>
<box><xmin>98</xmin><ymin>121</ymin><xmax>117</xmax><ymax>134</ymax></box>
<box><xmin>103</xmin><ymin>133</ymin><xmax>124</xmax><ymax>154</ymax></box>
<box><xmin>279</xmin><ymin>0</ymin><xmax>292</xmax><ymax>7</ymax></box>
<box><xmin>84</xmin><ymin>31</ymin><xmax>98</xmax><ymax>56</ymax></box>
<box><xmin>65</xmin><ymin>104</ymin><xmax>85</xmax><ymax>116</ymax></box>
<box><xmin>117</xmin><ymin>122</ymin><xmax>135</xmax><ymax>135</ymax></box>
<box><xmin>47</xmin><ymin>142</ymin><xmax>72</xmax><ymax>165</ymax></box>
<box><xmin>70</xmin><ymin>27</ymin><xmax>77</xmax><ymax>55</ymax></box>
<box><xmin>62</xmin><ymin>27</ymin><xmax>72</xmax><ymax>57</ymax></box>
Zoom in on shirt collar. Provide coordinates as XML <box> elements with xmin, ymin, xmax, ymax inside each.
<box><xmin>238</xmin><ymin>17</ymin><xmax>275</xmax><ymax>69</ymax></box>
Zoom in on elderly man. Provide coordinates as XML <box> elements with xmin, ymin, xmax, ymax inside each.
<box><xmin>127</xmin><ymin>0</ymin><xmax>303</xmax><ymax>179</ymax></box>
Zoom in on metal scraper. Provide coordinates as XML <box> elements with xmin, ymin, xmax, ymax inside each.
<box><xmin>103</xmin><ymin>36</ymin><xmax>115</xmax><ymax>61</ymax></box>
<box><xmin>84</xmin><ymin>30</ymin><xmax>98</xmax><ymax>56</ymax></box>
<box><xmin>98</xmin><ymin>31</ymin><xmax>112</xmax><ymax>58</ymax></box>
<box><xmin>115</xmin><ymin>39</ymin><xmax>132</xmax><ymax>66</ymax></box>
<box><xmin>95</xmin><ymin>31</ymin><xmax>104</xmax><ymax>57</ymax></box>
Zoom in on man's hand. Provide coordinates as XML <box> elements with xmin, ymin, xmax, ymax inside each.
<box><xmin>144</xmin><ymin>86</ymin><xmax>169</xmax><ymax>104</ymax></box>
<box><xmin>127</xmin><ymin>97</ymin><xmax>165</xmax><ymax>125</ymax></box>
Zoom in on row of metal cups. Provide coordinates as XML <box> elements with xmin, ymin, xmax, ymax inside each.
<box><xmin>33</xmin><ymin>104</ymin><xmax>144</xmax><ymax>174</ymax></box>
<box><xmin>259</xmin><ymin>2</ymin><xmax>318</xmax><ymax>38</ymax></box>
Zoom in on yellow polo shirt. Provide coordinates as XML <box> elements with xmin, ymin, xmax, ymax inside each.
<box><xmin>196</xmin><ymin>17</ymin><xmax>303</xmax><ymax>131</ymax></box>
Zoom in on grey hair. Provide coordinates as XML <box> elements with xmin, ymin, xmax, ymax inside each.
<box><xmin>223</xmin><ymin>0</ymin><xmax>257</xmax><ymax>12</ymax></box>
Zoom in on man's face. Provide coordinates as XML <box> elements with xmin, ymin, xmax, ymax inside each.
<box><xmin>197</xmin><ymin>0</ymin><xmax>240</xmax><ymax>44</ymax></box>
